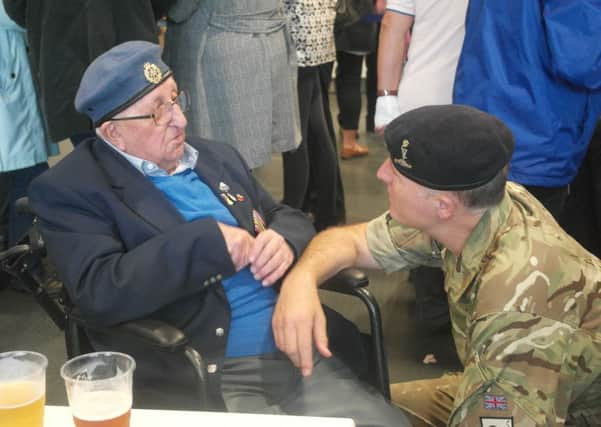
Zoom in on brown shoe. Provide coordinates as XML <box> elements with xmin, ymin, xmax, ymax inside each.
<box><xmin>341</xmin><ymin>143</ymin><xmax>369</xmax><ymax>160</ymax></box>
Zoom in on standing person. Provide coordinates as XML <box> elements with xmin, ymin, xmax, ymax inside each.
<box><xmin>163</xmin><ymin>0</ymin><xmax>300</xmax><ymax>170</ymax></box>
<box><xmin>273</xmin><ymin>105</ymin><xmax>601</xmax><ymax>426</ymax></box>
<box><xmin>454</xmin><ymin>1</ymin><xmax>601</xmax><ymax>220</ymax></box>
<box><xmin>0</xmin><ymin>2</ymin><xmax>56</xmax><ymax>247</ymax></box>
<box><xmin>335</xmin><ymin>0</ymin><xmax>386</xmax><ymax>159</ymax></box>
<box><xmin>374</xmin><ymin>0</ymin><xmax>468</xmax><ymax>131</ymax></box>
<box><xmin>2</xmin><ymin>0</ymin><xmax>164</xmax><ymax>146</ymax></box>
<box><xmin>374</xmin><ymin>0</ymin><xmax>469</xmax><ymax>332</ymax></box>
<box><xmin>282</xmin><ymin>0</ymin><xmax>342</xmax><ymax>231</ymax></box>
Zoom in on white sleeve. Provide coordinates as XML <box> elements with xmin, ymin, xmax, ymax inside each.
<box><xmin>386</xmin><ymin>0</ymin><xmax>415</xmax><ymax>16</ymax></box>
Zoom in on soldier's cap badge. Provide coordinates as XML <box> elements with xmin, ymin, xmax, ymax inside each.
<box><xmin>393</xmin><ymin>139</ymin><xmax>413</xmax><ymax>169</ymax></box>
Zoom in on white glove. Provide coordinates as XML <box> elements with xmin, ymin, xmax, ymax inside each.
<box><xmin>375</xmin><ymin>96</ymin><xmax>401</xmax><ymax>131</ymax></box>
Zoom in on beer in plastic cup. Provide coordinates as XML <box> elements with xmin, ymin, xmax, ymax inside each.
<box><xmin>61</xmin><ymin>352</ymin><xmax>135</xmax><ymax>427</ymax></box>
<box><xmin>0</xmin><ymin>351</ymin><xmax>48</xmax><ymax>427</ymax></box>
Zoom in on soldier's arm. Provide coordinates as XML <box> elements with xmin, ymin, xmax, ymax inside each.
<box><xmin>448</xmin><ymin>311</ymin><xmax>573</xmax><ymax>426</ymax></box>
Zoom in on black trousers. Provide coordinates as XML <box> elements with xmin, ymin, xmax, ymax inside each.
<box><xmin>283</xmin><ymin>66</ymin><xmax>340</xmax><ymax>230</ymax></box>
<box><xmin>335</xmin><ymin>49</ymin><xmax>378</xmax><ymax>131</ymax></box>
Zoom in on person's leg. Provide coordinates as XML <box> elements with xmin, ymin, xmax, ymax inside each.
<box><xmin>7</xmin><ymin>163</ymin><xmax>48</xmax><ymax>246</ymax></box>
<box><xmin>305</xmin><ymin>67</ymin><xmax>341</xmax><ymax>230</ymax></box>
<box><xmin>390</xmin><ymin>372</ymin><xmax>462</xmax><ymax>427</ymax></box>
<box><xmin>336</xmin><ymin>50</ymin><xmax>363</xmax><ymax>131</ymax></box>
<box><xmin>282</xmin><ymin>353</ymin><xmax>412</xmax><ymax>427</ymax></box>
<box><xmin>335</xmin><ymin>51</ymin><xmax>368</xmax><ymax>159</ymax></box>
<box><xmin>220</xmin><ymin>354</ymin><xmax>293</xmax><ymax>414</ymax></box>
<box><xmin>410</xmin><ymin>266</ymin><xmax>450</xmax><ymax>332</ymax></box>
<box><xmin>304</xmin><ymin>62</ymin><xmax>346</xmax><ymax>225</ymax></box>
<box><xmin>365</xmin><ymin>30</ymin><xmax>379</xmax><ymax>133</ymax></box>
<box><xmin>282</xmin><ymin>68</ymin><xmax>312</xmax><ymax>209</ymax></box>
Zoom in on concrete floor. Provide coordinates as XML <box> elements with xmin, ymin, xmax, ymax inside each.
<box><xmin>0</xmin><ymin>94</ymin><xmax>460</xmax><ymax>406</ymax></box>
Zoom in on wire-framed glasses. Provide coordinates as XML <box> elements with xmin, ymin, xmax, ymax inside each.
<box><xmin>110</xmin><ymin>90</ymin><xmax>189</xmax><ymax>126</ymax></box>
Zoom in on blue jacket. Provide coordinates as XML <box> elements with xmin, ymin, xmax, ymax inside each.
<box><xmin>453</xmin><ymin>1</ymin><xmax>601</xmax><ymax>187</ymax></box>
<box><xmin>0</xmin><ymin>3</ymin><xmax>55</xmax><ymax>172</ymax></box>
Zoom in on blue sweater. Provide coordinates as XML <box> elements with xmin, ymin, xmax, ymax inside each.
<box><xmin>149</xmin><ymin>169</ymin><xmax>277</xmax><ymax>357</ymax></box>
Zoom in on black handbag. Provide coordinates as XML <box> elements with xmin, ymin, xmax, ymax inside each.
<box><xmin>334</xmin><ymin>0</ymin><xmax>378</xmax><ymax>54</ymax></box>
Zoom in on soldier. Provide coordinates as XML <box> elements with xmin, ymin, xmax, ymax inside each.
<box><xmin>272</xmin><ymin>105</ymin><xmax>601</xmax><ymax>426</ymax></box>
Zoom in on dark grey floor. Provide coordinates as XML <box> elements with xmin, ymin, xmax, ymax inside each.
<box><xmin>0</xmin><ymin>94</ymin><xmax>460</xmax><ymax>406</ymax></box>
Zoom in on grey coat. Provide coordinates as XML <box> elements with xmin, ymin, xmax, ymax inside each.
<box><xmin>164</xmin><ymin>0</ymin><xmax>301</xmax><ymax>169</ymax></box>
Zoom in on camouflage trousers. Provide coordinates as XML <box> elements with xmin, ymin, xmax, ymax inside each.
<box><xmin>390</xmin><ymin>373</ymin><xmax>601</xmax><ymax>427</ymax></box>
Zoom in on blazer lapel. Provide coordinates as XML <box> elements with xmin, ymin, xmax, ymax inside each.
<box><xmin>92</xmin><ymin>141</ymin><xmax>184</xmax><ymax>232</ymax></box>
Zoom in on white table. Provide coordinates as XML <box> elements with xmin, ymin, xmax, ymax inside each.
<box><xmin>44</xmin><ymin>405</ymin><xmax>356</xmax><ymax>427</ymax></box>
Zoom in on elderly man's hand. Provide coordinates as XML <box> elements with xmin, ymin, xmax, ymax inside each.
<box><xmin>217</xmin><ymin>222</ymin><xmax>255</xmax><ymax>271</ymax></box>
<box><xmin>249</xmin><ymin>229</ymin><xmax>294</xmax><ymax>286</ymax></box>
<box><xmin>272</xmin><ymin>271</ymin><xmax>331</xmax><ymax>376</ymax></box>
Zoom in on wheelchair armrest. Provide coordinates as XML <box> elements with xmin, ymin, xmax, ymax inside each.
<box><xmin>320</xmin><ymin>268</ymin><xmax>369</xmax><ymax>295</ymax></box>
<box><xmin>114</xmin><ymin>319</ymin><xmax>189</xmax><ymax>351</ymax></box>
<box><xmin>15</xmin><ymin>197</ymin><xmax>32</xmax><ymax>214</ymax></box>
<box><xmin>70</xmin><ymin>311</ymin><xmax>189</xmax><ymax>353</ymax></box>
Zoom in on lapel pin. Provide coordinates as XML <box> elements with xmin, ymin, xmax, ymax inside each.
<box><xmin>236</xmin><ymin>194</ymin><xmax>245</xmax><ymax>202</ymax></box>
<box><xmin>220</xmin><ymin>193</ymin><xmax>234</xmax><ymax>206</ymax></box>
<box><xmin>219</xmin><ymin>182</ymin><xmax>230</xmax><ymax>192</ymax></box>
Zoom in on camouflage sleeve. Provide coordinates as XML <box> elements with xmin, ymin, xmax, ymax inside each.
<box><xmin>448</xmin><ymin>311</ymin><xmax>577</xmax><ymax>426</ymax></box>
<box><xmin>366</xmin><ymin>212</ymin><xmax>442</xmax><ymax>273</ymax></box>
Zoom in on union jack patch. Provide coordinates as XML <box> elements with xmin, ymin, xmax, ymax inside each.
<box><xmin>484</xmin><ymin>394</ymin><xmax>507</xmax><ymax>410</ymax></box>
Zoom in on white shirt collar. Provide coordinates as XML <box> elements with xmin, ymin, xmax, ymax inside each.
<box><xmin>101</xmin><ymin>137</ymin><xmax>199</xmax><ymax>176</ymax></box>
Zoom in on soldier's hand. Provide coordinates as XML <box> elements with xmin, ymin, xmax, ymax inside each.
<box><xmin>217</xmin><ymin>222</ymin><xmax>255</xmax><ymax>271</ymax></box>
<box><xmin>249</xmin><ymin>229</ymin><xmax>293</xmax><ymax>286</ymax></box>
<box><xmin>272</xmin><ymin>271</ymin><xmax>331</xmax><ymax>376</ymax></box>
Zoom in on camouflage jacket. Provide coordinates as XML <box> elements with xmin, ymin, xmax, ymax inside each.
<box><xmin>367</xmin><ymin>182</ymin><xmax>601</xmax><ymax>426</ymax></box>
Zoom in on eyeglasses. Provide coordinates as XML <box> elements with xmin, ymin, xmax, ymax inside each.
<box><xmin>110</xmin><ymin>90</ymin><xmax>189</xmax><ymax>126</ymax></box>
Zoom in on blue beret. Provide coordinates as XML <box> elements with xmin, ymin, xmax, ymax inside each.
<box><xmin>75</xmin><ymin>41</ymin><xmax>172</xmax><ymax>126</ymax></box>
<box><xmin>384</xmin><ymin>105</ymin><xmax>515</xmax><ymax>191</ymax></box>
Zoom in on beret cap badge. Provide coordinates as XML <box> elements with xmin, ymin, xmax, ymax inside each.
<box><xmin>143</xmin><ymin>62</ymin><xmax>163</xmax><ymax>84</ymax></box>
<box><xmin>393</xmin><ymin>139</ymin><xmax>413</xmax><ymax>169</ymax></box>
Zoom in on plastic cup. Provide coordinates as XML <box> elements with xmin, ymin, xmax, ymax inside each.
<box><xmin>0</xmin><ymin>351</ymin><xmax>48</xmax><ymax>427</ymax></box>
<box><xmin>61</xmin><ymin>352</ymin><xmax>136</xmax><ymax>427</ymax></box>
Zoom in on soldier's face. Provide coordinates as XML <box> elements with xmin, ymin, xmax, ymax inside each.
<box><xmin>110</xmin><ymin>77</ymin><xmax>188</xmax><ymax>173</ymax></box>
<box><xmin>377</xmin><ymin>159</ymin><xmax>437</xmax><ymax>229</ymax></box>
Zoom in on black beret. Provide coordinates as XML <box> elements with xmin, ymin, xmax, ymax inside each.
<box><xmin>384</xmin><ymin>105</ymin><xmax>515</xmax><ymax>191</ymax></box>
<box><xmin>75</xmin><ymin>41</ymin><xmax>172</xmax><ymax>126</ymax></box>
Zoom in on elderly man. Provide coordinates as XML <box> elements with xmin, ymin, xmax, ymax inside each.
<box><xmin>29</xmin><ymin>41</ymin><xmax>408</xmax><ymax>425</ymax></box>
<box><xmin>274</xmin><ymin>105</ymin><xmax>601</xmax><ymax>426</ymax></box>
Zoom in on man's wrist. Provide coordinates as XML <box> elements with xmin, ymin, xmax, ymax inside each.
<box><xmin>377</xmin><ymin>89</ymin><xmax>398</xmax><ymax>97</ymax></box>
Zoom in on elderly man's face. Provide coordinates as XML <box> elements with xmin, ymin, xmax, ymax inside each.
<box><xmin>107</xmin><ymin>77</ymin><xmax>187</xmax><ymax>172</ymax></box>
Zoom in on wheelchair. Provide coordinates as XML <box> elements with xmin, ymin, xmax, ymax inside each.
<box><xmin>1</xmin><ymin>197</ymin><xmax>391</xmax><ymax>409</ymax></box>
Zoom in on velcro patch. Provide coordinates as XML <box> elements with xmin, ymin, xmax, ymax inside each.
<box><xmin>480</xmin><ymin>417</ymin><xmax>513</xmax><ymax>427</ymax></box>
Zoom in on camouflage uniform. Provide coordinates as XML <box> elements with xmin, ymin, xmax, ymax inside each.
<box><xmin>367</xmin><ymin>182</ymin><xmax>601</xmax><ymax>426</ymax></box>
